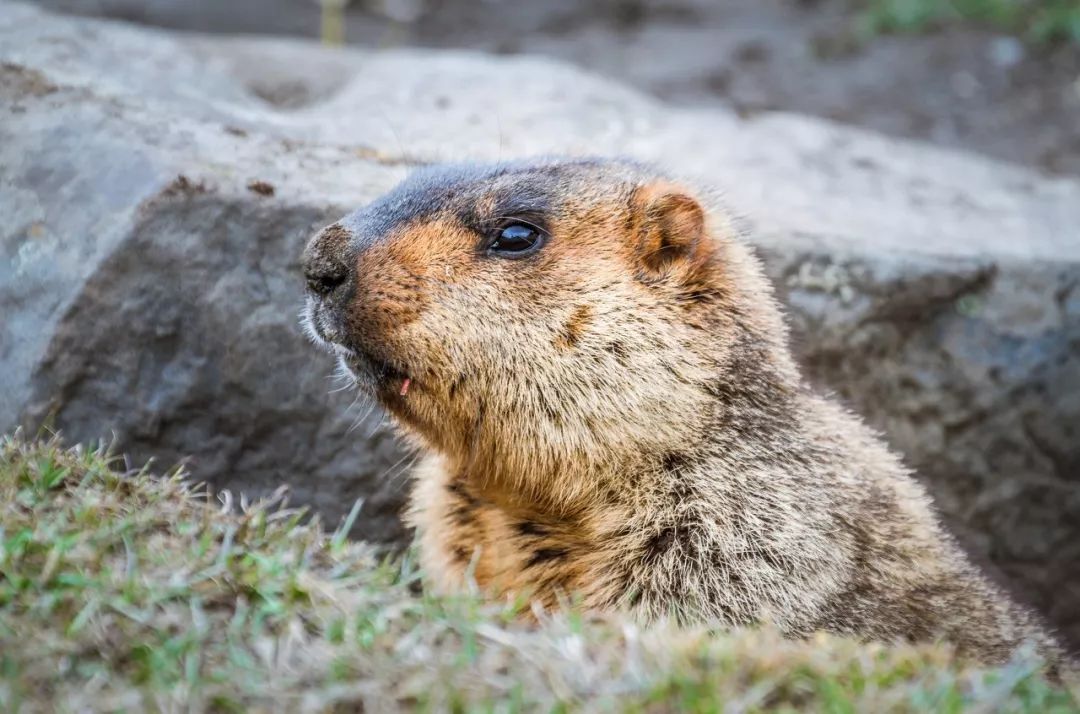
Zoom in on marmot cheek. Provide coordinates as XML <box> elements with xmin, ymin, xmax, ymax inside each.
<box><xmin>344</xmin><ymin>275</ymin><xmax>426</xmax><ymax>358</ymax></box>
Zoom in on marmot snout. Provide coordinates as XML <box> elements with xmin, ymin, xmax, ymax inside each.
<box><xmin>302</xmin><ymin>157</ymin><xmax>1069</xmax><ymax>668</ymax></box>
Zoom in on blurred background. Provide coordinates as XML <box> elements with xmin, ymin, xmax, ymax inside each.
<box><xmin>25</xmin><ymin>0</ymin><xmax>1080</xmax><ymax>175</ymax></box>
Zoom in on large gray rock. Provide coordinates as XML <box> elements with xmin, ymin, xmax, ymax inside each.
<box><xmin>1</xmin><ymin>3</ymin><xmax>1078</xmax><ymax>643</ymax></box>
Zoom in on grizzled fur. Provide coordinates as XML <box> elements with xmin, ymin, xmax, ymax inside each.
<box><xmin>301</xmin><ymin>157</ymin><xmax>1067</xmax><ymax>667</ymax></box>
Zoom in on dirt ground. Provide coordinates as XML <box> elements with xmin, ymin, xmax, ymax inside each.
<box><xmin>31</xmin><ymin>0</ymin><xmax>1080</xmax><ymax>174</ymax></box>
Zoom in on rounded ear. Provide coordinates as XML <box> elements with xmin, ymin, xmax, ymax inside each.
<box><xmin>630</xmin><ymin>182</ymin><xmax>707</xmax><ymax>276</ymax></box>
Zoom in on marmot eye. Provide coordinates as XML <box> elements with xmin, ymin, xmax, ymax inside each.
<box><xmin>489</xmin><ymin>223</ymin><xmax>544</xmax><ymax>257</ymax></box>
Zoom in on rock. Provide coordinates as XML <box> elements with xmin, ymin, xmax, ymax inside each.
<box><xmin>1</xmin><ymin>3</ymin><xmax>1078</xmax><ymax>643</ymax></box>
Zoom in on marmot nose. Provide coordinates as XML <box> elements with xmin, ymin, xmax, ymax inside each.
<box><xmin>302</xmin><ymin>223</ymin><xmax>353</xmax><ymax>297</ymax></box>
<box><xmin>304</xmin><ymin>262</ymin><xmax>346</xmax><ymax>297</ymax></box>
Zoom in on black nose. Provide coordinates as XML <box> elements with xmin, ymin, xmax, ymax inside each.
<box><xmin>302</xmin><ymin>224</ymin><xmax>352</xmax><ymax>297</ymax></box>
<box><xmin>305</xmin><ymin>265</ymin><xmax>346</xmax><ymax>297</ymax></box>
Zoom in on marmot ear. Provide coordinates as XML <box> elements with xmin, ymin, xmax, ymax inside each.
<box><xmin>630</xmin><ymin>182</ymin><xmax>707</xmax><ymax>276</ymax></box>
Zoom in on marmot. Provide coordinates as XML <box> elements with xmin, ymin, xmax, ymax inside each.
<box><xmin>301</xmin><ymin>157</ymin><xmax>1066</xmax><ymax>666</ymax></box>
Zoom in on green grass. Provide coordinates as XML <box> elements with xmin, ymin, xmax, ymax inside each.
<box><xmin>855</xmin><ymin>0</ymin><xmax>1080</xmax><ymax>44</ymax></box>
<box><xmin>0</xmin><ymin>433</ymin><xmax>1076</xmax><ymax>712</ymax></box>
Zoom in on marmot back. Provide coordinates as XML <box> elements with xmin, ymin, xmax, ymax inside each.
<box><xmin>301</xmin><ymin>157</ymin><xmax>1068</xmax><ymax>667</ymax></box>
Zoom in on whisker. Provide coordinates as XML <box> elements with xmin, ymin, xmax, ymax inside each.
<box><xmin>380</xmin><ymin>447</ymin><xmax>419</xmax><ymax>484</ymax></box>
<box><xmin>388</xmin><ymin>450</ymin><xmax>423</xmax><ymax>491</ymax></box>
<box><xmin>355</xmin><ymin>398</ymin><xmax>378</xmax><ymax>429</ymax></box>
<box><xmin>328</xmin><ymin>379</ymin><xmax>355</xmax><ymax>394</ymax></box>
<box><xmin>347</xmin><ymin>401</ymin><xmax>374</xmax><ymax>435</ymax></box>
<box><xmin>365</xmin><ymin>409</ymin><xmax>389</xmax><ymax>438</ymax></box>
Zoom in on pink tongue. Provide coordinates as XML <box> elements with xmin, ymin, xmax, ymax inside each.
<box><xmin>399</xmin><ymin>377</ymin><xmax>412</xmax><ymax>396</ymax></box>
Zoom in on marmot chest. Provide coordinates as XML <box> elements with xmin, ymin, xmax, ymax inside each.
<box><xmin>409</xmin><ymin>462</ymin><xmax>611</xmax><ymax>607</ymax></box>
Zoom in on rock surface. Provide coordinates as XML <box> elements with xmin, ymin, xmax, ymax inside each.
<box><xmin>1</xmin><ymin>3</ymin><xmax>1078</xmax><ymax>643</ymax></box>
<box><xmin>24</xmin><ymin>0</ymin><xmax>1080</xmax><ymax>178</ymax></box>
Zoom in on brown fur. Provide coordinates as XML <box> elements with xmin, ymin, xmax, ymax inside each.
<box><xmin>301</xmin><ymin>158</ymin><xmax>1069</xmax><ymax>668</ymax></box>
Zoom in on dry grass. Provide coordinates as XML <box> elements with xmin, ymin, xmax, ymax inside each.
<box><xmin>0</xmin><ymin>433</ymin><xmax>1075</xmax><ymax>712</ymax></box>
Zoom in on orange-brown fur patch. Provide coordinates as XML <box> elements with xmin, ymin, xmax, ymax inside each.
<box><xmin>348</xmin><ymin>218</ymin><xmax>475</xmax><ymax>338</ymax></box>
<box><xmin>554</xmin><ymin>305</ymin><xmax>591</xmax><ymax>351</ymax></box>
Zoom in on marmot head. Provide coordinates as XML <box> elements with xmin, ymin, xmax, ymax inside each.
<box><xmin>302</xmin><ymin>158</ymin><xmax>793</xmax><ymax>499</ymax></box>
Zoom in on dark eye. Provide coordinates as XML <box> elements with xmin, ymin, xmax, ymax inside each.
<box><xmin>489</xmin><ymin>223</ymin><xmax>544</xmax><ymax>257</ymax></box>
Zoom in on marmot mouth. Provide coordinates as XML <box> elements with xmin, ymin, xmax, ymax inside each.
<box><xmin>343</xmin><ymin>349</ymin><xmax>411</xmax><ymax>396</ymax></box>
<box><xmin>305</xmin><ymin>300</ymin><xmax>412</xmax><ymax>397</ymax></box>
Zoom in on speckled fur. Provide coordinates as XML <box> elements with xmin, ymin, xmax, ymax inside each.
<box><xmin>301</xmin><ymin>157</ymin><xmax>1068</xmax><ymax>667</ymax></box>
